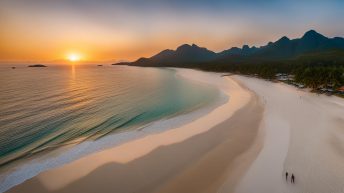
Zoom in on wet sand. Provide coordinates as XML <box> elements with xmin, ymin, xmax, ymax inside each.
<box><xmin>6</xmin><ymin>70</ymin><xmax>264</xmax><ymax>193</ymax></box>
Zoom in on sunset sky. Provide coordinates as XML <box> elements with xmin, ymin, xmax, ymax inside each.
<box><xmin>1</xmin><ymin>0</ymin><xmax>344</xmax><ymax>64</ymax></box>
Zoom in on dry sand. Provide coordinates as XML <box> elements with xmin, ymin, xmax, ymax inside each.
<box><xmin>6</xmin><ymin>71</ymin><xmax>344</xmax><ymax>193</ymax></box>
<box><xmin>234</xmin><ymin>76</ymin><xmax>344</xmax><ymax>193</ymax></box>
<box><xmin>6</xmin><ymin>69</ymin><xmax>264</xmax><ymax>193</ymax></box>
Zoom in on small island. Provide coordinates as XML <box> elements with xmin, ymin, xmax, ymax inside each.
<box><xmin>97</xmin><ymin>64</ymin><xmax>103</xmax><ymax>67</ymax></box>
<box><xmin>28</xmin><ymin>64</ymin><xmax>47</xmax><ymax>67</ymax></box>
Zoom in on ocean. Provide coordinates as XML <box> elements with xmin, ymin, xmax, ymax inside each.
<box><xmin>0</xmin><ymin>65</ymin><xmax>219</xmax><ymax>167</ymax></box>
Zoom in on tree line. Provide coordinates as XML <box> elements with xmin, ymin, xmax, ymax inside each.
<box><xmin>128</xmin><ymin>50</ymin><xmax>344</xmax><ymax>90</ymax></box>
<box><xmin>198</xmin><ymin>50</ymin><xmax>344</xmax><ymax>90</ymax></box>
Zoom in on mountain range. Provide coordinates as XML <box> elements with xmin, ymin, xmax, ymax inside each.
<box><xmin>114</xmin><ymin>30</ymin><xmax>344</xmax><ymax>67</ymax></box>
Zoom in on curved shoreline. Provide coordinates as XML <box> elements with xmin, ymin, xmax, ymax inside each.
<box><xmin>0</xmin><ymin>68</ymin><xmax>226</xmax><ymax>193</ymax></box>
<box><xmin>6</xmin><ymin>69</ymin><xmax>264</xmax><ymax>193</ymax></box>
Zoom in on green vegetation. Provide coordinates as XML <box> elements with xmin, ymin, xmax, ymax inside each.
<box><xmin>123</xmin><ymin>50</ymin><xmax>344</xmax><ymax>92</ymax></box>
<box><xmin>199</xmin><ymin>50</ymin><xmax>344</xmax><ymax>90</ymax></box>
<box><xmin>117</xmin><ymin>30</ymin><xmax>344</xmax><ymax>93</ymax></box>
<box><xmin>294</xmin><ymin>66</ymin><xmax>344</xmax><ymax>89</ymax></box>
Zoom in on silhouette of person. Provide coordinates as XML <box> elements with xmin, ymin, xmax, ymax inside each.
<box><xmin>291</xmin><ymin>174</ymin><xmax>295</xmax><ymax>183</ymax></box>
<box><xmin>285</xmin><ymin>172</ymin><xmax>288</xmax><ymax>181</ymax></box>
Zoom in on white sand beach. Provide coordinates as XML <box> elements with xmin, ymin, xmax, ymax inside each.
<box><xmin>6</xmin><ymin>69</ymin><xmax>264</xmax><ymax>193</ymax></box>
<box><xmin>5</xmin><ymin>70</ymin><xmax>344</xmax><ymax>193</ymax></box>
<box><xmin>234</xmin><ymin>76</ymin><xmax>344</xmax><ymax>193</ymax></box>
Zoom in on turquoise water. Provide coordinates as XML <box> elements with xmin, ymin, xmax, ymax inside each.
<box><xmin>0</xmin><ymin>65</ymin><xmax>218</xmax><ymax>166</ymax></box>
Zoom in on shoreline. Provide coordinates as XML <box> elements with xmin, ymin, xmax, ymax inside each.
<box><xmin>5</xmin><ymin>69</ymin><xmax>264</xmax><ymax>193</ymax></box>
<box><xmin>0</xmin><ymin>67</ymin><xmax>226</xmax><ymax>192</ymax></box>
<box><xmin>3</xmin><ymin>68</ymin><xmax>344</xmax><ymax>193</ymax></box>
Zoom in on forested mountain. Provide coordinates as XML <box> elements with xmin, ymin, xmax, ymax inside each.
<box><xmin>114</xmin><ymin>30</ymin><xmax>344</xmax><ymax>89</ymax></box>
<box><xmin>115</xmin><ymin>30</ymin><xmax>344</xmax><ymax>67</ymax></box>
<box><xmin>128</xmin><ymin>44</ymin><xmax>217</xmax><ymax>66</ymax></box>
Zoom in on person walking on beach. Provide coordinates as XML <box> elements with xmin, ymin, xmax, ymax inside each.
<box><xmin>291</xmin><ymin>174</ymin><xmax>295</xmax><ymax>183</ymax></box>
<box><xmin>285</xmin><ymin>172</ymin><xmax>288</xmax><ymax>181</ymax></box>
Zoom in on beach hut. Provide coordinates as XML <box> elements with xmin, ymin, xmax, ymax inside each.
<box><xmin>337</xmin><ymin>86</ymin><xmax>344</xmax><ymax>94</ymax></box>
<box><xmin>275</xmin><ymin>73</ymin><xmax>289</xmax><ymax>81</ymax></box>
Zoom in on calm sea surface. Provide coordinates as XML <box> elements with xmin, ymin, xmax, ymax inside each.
<box><xmin>0</xmin><ymin>65</ymin><xmax>218</xmax><ymax>167</ymax></box>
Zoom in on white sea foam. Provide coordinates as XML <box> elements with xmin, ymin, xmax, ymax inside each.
<box><xmin>0</xmin><ymin>68</ymin><xmax>228</xmax><ymax>193</ymax></box>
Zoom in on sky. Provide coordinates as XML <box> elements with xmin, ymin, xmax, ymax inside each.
<box><xmin>1</xmin><ymin>0</ymin><xmax>344</xmax><ymax>64</ymax></box>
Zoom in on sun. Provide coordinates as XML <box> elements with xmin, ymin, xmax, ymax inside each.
<box><xmin>67</xmin><ymin>53</ymin><xmax>81</xmax><ymax>62</ymax></box>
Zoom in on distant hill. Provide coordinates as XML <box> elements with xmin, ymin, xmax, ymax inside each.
<box><xmin>114</xmin><ymin>30</ymin><xmax>344</xmax><ymax>67</ymax></box>
<box><xmin>249</xmin><ymin>30</ymin><xmax>344</xmax><ymax>60</ymax></box>
<box><xmin>118</xmin><ymin>44</ymin><xmax>217</xmax><ymax>67</ymax></box>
